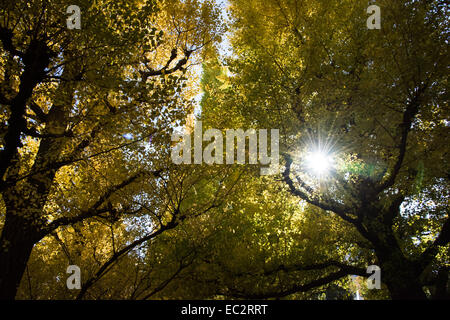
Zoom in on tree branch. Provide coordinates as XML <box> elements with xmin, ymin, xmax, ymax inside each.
<box><xmin>0</xmin><ymin>32</ymin><xmax>53</xmax><ymax>187</ymax></box>
<box><xmin>27</xmin><ymin>100</ymin><xmax>48</xmax><ymax>122</ymax></box>
<box><xmin>140</xmin><ymin>252</ymin><xmax>194</xmax><ymax>300</ymax></box>
<box><xmin>75</xmin><ymin>216</ymin><xmax>179</xmax><ymax>300</ymax></box>
<box><xmin>40</xmin><ymin>170</ymin><xmax>162</xmax><ymax>237</ymax></box>
<box><xmin>140</xmin><ymin>49</ymin><xmax>192</xmax><ymax>80</ymax></box>
<box><xmin>0</xmin><ymin>27</ymin><xmax>23</xmax><ymax>57</ymax></box>
<box><xmin>263</xmin><ymin>260</ymin><xmax>367</xmax><ymax>277</ymax></box>
<box><xmin>376</xmin><ymin>87</ymin><xmax>426</xmax><ymax>193</ymax></box>
<box><xmin>282</xmin><ymin>153</ymin><xmax>357</xmax><ymax>224</ymax></box>
<box><xmin>229</xmin><ymin>265</ymin><xmax>367</xmax><ymax>299</ymax></box>
<box><xmin>417</xmin><ymin>217</ymin><xmax>450</xmax><ymax>272</ymax></box>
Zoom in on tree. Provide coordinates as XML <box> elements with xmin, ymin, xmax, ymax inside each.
<box><xmin>2</xmin><ymin>0</ymin><xmax>448</xmax><ymax>301</ymax></box>
<box><xmin>198</xmin><ymin>0</ymin><xmax>449</xmax><ymax>299</ymax></box>
<box><xmin>0</xmin><ymin>0</ymin><xmax>223</xmax><ymax>299</ymax></box>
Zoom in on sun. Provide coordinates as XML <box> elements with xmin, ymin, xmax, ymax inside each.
<box><xmin>305</xmin><ymin>150</ymin><xmax>334</xmax><ymax>176</ymax></box>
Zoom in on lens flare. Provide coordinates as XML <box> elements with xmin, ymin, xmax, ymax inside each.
<box><xmin>305</xmin><ymin>150</ymin><xmax>333</xmax><ymax>176</ymax></box>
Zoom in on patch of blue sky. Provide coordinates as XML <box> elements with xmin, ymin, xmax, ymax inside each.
<box><xmin>192</xmin><ymin>0</ymin><xmax>233</xmax><ymax>117</ymax></box>
<box><xmin>123</xmin><ymin>133</ymin><xmax>134</xmax><ymax>140</ymax></box>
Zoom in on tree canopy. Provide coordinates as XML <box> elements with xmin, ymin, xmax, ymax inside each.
<box><xmin>0</xmin><ymin>0</ymin><xmax>448</xmax><ymax>300</ymax></box>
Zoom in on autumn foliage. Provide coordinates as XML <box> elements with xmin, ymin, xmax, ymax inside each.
<box><xmin>0</xmin><ymin>0</ymin><xmax>448</xmax><ymax>300</ymax></box>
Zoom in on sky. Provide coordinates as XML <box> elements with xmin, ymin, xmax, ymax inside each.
<box><xmin>192</xmin><ymin>0</ymin><xmax>233</xmax><ymax>116</ymax></box>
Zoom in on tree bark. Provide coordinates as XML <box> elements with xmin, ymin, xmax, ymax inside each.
<box><xmin>0</xmin><ymin>211</ymin><xmax>41</xmax><ymax>299</ymax></box>
<box><xmin>371</xmin><ymin>228</ymin><xmax>427</xmax><ymax>299</ymax></box>
<box><xmin>380</xmin><ymin>260</ymin><xmax>427</xmax><ymax>300</ymax></box>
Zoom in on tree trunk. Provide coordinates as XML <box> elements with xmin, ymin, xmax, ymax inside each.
<box><xmin>385</xmin><ymin>276</ymin><xmax>427</xmax><ymax>300</ymax></box>
<box><xmin>0</xmin><ymin>211</ymin><xmax>40</xmax><ymax>300</ymax></box>
<box><xmin>376</xmin><ymin>245</ymin><xmax>427</xmax><ymax>299</ymax></box>
<box><xmin>0</xmin><ymin>177</ymin><xmax>51</xmax><ymax>299</ymax></box>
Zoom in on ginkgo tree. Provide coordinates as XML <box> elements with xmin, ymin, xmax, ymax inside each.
<box><xmin>1</xmin><ymin>0</ymin><xmax>448</xmax><ymax>301</ymax></box>
<box><xmin>196</xmin><ymin>0</ymin><xmax>449</xmax><ymax>299</ymax></box>
<box><xmin>16</xmin><ymin>163</ymin><xmax>242</xmax><ymax>299</ymax></box>
<box><xmin>0</xmin><ymin>0</ymin><xmax>224</xmax><ymax>299</ymax></box>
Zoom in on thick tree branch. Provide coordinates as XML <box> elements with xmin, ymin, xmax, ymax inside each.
<box><xmin>0</xmin><ymin>129</ymin><xmax>158</xmax><ymax>193</ymax></box>
<box><xmin>383</xmin><ymin>194</ymin><xmax>406</xmax><ymax>226</ymax></box>
<box><xmin>0</xmin><ymin>27</ymin><xmax>23</xmax><ymax>57</ymax></box>
<box><xmin>282</xmin><ymin>153</ymin><xmax>357</xmax><ymax>224</ymax></box>
<box><xmin>0</xmin><ymin>31</ymin><xmax>54</xmax><ymax>186</ymax></box>
<box><xmin>140</xmin><ymin>49</ymin><xmax>192</xmax><ymax>80</ymax></box>
<box><xmin>417</xmin><ymin>217</ymin><xmax>450</xmax><ymax>272</ymax></box>
<box><xmin>376</xmin><ymin>87</ymin><xmax>426</xmax><ymax>193</ymax></box>
<box><xmin>27</xmin><ymin>100</ymin><xmax>48</xmax><ymax>122</ymax></box>
<box><xmin>75</xmin><ymin>215</ymin><xmax>179</xmax><ymax>300</ymax></box>
<box><xmin>229</xmin><ymin>265</ymin><xmax>367</xmax><ymax>299</ymax></box>
<box><xmin>22</xmin><ymin>126</ymin><xmax>73</xmax><ymax>139</ymax></box>
<box><xmin>263</xmin><ymin>260</ymin><xmax>367</xmax><ymax>277</ymax></box>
